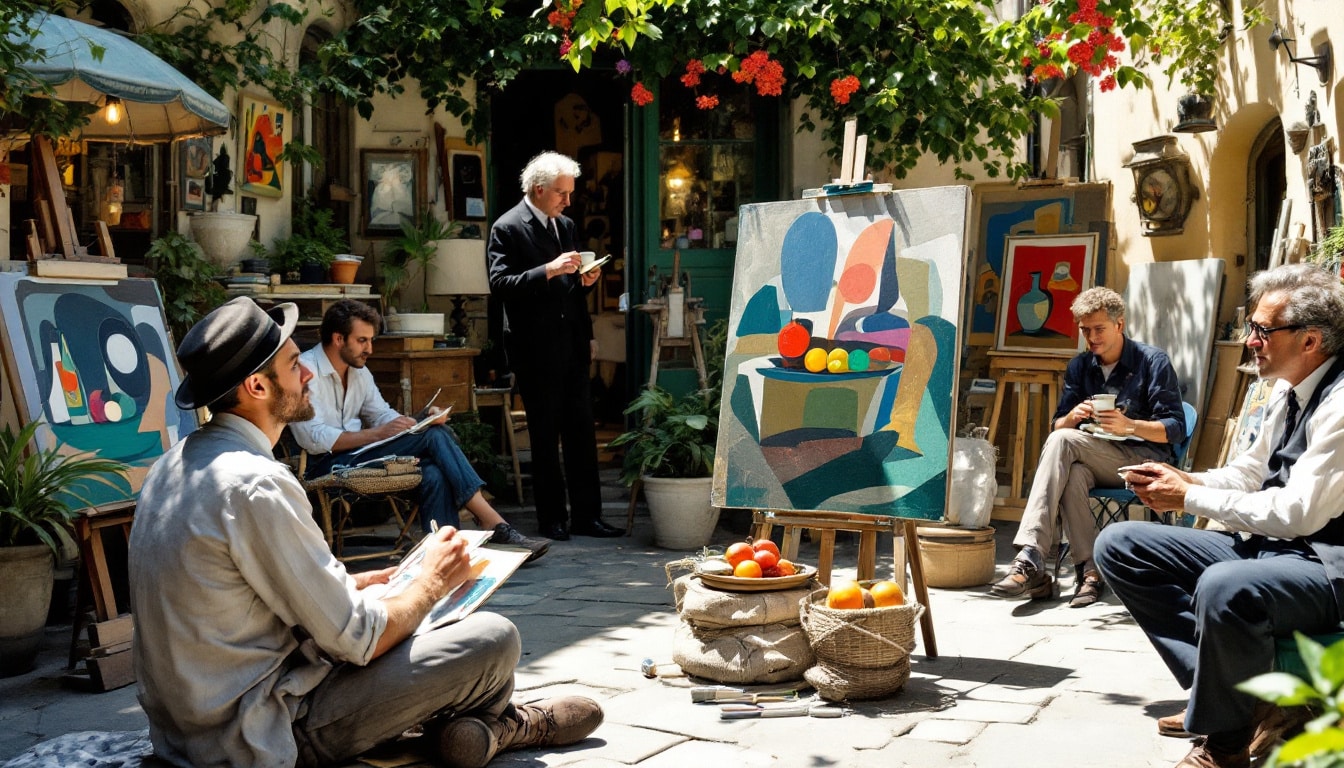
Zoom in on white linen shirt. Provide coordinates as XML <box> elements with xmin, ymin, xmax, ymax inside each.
<box><xmin>1186</xmin><ymin>357</ymin><xmax>1344</xmax><ymax>539</ymax></box>
<box><xmin>289</xmin><ymin>345</ymin><xmax>401</xmax><ymax>455</ymax></box>
<box><xmin>129</xmin><ymin>412</ymin><xmax>388</xmax><ymax>768</ymax></box>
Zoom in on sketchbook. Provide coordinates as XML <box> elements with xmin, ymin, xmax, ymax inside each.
<box><xmin>350</xmin><ymin>405</ymin><xmax>452</xmax><ymax>457</ymax></box>
<box><xmin>362</xmin><ymin>528</ymin><xmax>529</xmax><ymax>634</ymax></box>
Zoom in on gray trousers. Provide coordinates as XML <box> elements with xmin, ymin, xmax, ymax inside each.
<box><xmin>293</xmin><ymin>612</ymin><xmax>521</xmax><ymax>766</ymax></box>
<box><xmin>1013</xmin><ymin>429</ymin><xmax>1168</xmax><ymax>567</ymax></box>
<box><xmin>1095</xmin><ymin>523</ymin><xmax>1338</xmax><ymax>741</ymax></box>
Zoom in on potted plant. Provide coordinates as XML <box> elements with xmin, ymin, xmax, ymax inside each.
<box><xmin>381</xmin><ymin>210</ymin><xmax>460</xmax><ymax>334</ymax></box>
<box><xmin>147</xmin><ymin>231</ymin><xmax>228</xmax><ymax>341</ymax></box>
<box><xmin>609</xmin><ymin>386</ymin><xmax>720</xmax><ymax>549</ymax></box>
<box><xmin>268</xmin><ymin>200</ymin><xmax>346</xmax><ymax>284</ymax></box>
<box><xmin>0</xmin><ymin>421</ymin><xmax>125</xmax><ymax>677</ymax></box>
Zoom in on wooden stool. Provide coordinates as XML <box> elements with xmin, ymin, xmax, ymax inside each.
<box><xmin>474</xmin><ymin>387</ymin><xmax>525</xmax><ymax>504</ymax></box>
<box><xmin>985</xmin><ymin>352</ymin><xmax>1070</xmax><ymax>520</ymax></box>
<box><xmin>751</xmin><ymin>509</ymin><xmax>938</xmax><ymax>658</ymax></box>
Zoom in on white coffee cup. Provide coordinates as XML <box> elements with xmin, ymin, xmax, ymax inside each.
<box><xmin>579</xmin><ymin>250</ymin><xmax>597</xmax><ymax>267</ymax></box>
<box><xmin>1091</xmin><ymin>394</ymin><xmax>1116</xmax><ymax>412</ymax></box>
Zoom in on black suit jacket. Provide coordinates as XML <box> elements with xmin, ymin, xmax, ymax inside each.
<box><xmin>487</xmin><ymin>199</ymin><xmax>594</xmax><ymax>375</ymax></box>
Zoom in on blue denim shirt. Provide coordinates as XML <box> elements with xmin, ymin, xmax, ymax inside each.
<box><xmin>1052</xmin><ymin>337</ymin><xmax>1187</xmax><ymax>458</ymax></box>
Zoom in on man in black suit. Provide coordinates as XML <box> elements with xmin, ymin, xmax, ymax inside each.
<box><xmin>487</xmin><ymin>151</ymin><xmax>621</xmax><ymax>540</ymax></box>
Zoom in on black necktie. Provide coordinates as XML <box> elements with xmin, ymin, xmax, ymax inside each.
<box><xmin>1263</xmin><ymin>390</ymin><xmax>1301</xmax><ymax>490</ymax></box>
<box><xmin>549</xmin><ymin>218</ymin><xmax>560</xmax><ymax>244</ymax></box>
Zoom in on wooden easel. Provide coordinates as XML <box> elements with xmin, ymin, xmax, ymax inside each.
<box><xmin>985</xmin><ymin>351</ymin><xmax>1070</xmax><ymax>520</ymax></box>
<box><xmin>751</xmin><ymin>509</ymin><xmax>938</xmax><ymax>658</ymax></box>
<box><xmin>26</xmin><ymin>134</ymin><xmax>127</xmax><ymax>279</ymax></box>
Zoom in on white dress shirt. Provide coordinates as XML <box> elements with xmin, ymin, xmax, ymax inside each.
<box><xmin>289</xmin><ymin>345</ymin><xmax>401</xmax><ymax>455</ymax></box>
<box><xmin>1186</xmin><ymin>357</ymin><xmax>1344</xmax><ymax>538</ymax></box>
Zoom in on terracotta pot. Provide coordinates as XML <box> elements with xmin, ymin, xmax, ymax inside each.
<box><xmin>330</xmin><ymin>260</ymin><xmax>359</xmax><ymax>284</ymax></box>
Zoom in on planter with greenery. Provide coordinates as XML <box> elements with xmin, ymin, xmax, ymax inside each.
<box><xmin>269</xmin><ymin>200</ymin><xmax>346</xmax><ymax>284</ymax></box>
<box><xmin>147</xmin><ymin>231</ymin><xmax>228</xmax><ymax>342</ymax></box>
<box><xmin>0</xmin><ymin>421</ymin><xmax>125</xmax><ymax>677</ymax></box>
<box><xmin>381</xmin><ymin>210</ymin><xmax>459</xmax><ymax>333</ymax></box>
<box><xmin>1239</xmin><ymin>631</ymin><xmax>1344</xmax><ymax>766</ymax></box>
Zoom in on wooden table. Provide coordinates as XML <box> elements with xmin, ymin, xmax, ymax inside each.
<box><xmin>366</xmin><ymin>347</ymin><xmax>480</xmax><ymax>415</ymax></box>
<box><xmin>985</xmin><ymin>351</ymin><xmax>1071</xmax><ymax>521</ymax></box>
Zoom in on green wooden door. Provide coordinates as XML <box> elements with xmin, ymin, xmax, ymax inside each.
<box><xmin>627</xmin><ymin>78</ymin><xmax>781</xmax><ymax>397</ymax></box>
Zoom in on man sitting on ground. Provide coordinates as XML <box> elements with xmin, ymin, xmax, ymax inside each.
<box><xmin>129</xmin><ymin>297</ymin><xmax>601</xmax><ymax>768</ymax></box>
<box><xmin>290</xmin><ymin>299</ymin><xmax>549</xmax><ymax>562</ymax></box>
<box><xmin>1098</xmin><ymin>264</ymin><xmax>1344</xmax><ymax>768</ymax></box>
<box><xmin>990</xmin><ymin>286</ymin><xmax>1185</xmax><ymax>606</ymax></box>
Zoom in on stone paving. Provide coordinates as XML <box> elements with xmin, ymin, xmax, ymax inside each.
<box><xmin>0</xmin><ymin>485</ymin><xmax>1201</xmax><ymax>767</ymax></box>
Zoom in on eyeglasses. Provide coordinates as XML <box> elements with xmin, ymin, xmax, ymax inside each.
<box><xmin>1245</xmin><ymin>320</ymin><xmax>1306</xmax><ymax>341</ymax></box>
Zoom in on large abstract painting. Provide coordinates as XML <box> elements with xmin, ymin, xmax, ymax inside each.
<box><xmin>995</xmin><ymin>233</ymin><xmax>1097</xmax><ymax>354</ymax></box>
<box><xmin>711</xmin><ymin>189</ymin><xmax>967</xmax><ymax>520</ymax></box>
<box><xmin>0</xmin><ymin>274</ymin><xmax>197</xmax><ymax>510</ymax></box>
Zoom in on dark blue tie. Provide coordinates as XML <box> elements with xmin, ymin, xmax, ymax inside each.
<box><xmin>1262</xmin><ymin>391</ymin><xmax>1301</xmax><ymax>490</ymax></box>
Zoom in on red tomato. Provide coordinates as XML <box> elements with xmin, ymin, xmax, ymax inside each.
<box><xmin>752</xmin><ymin>539</ymin><xmax>781</xmax><ymax>559</ymax></box>
<box><xmin>753</xmin><ymin>549</ymin><xmax>779</xmax><ymax>570</ymax></box>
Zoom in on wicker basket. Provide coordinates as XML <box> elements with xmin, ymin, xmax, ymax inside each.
<box><xmin>805</xmin><ymin>655</ymin><xmax>911</xmax><ymax>701</ymax></box>
<box><xmin>307</xmin><ymin>457</ymin><xmax>422</xmax><ymax>495</ymax></box>
<box><xmin>798</xmin><ymin>587</ymin><xmax>923</xmax><ymax>669</ymax></box>
<box><xmin>916</xmin><ymin>526</ymin><xmax>996</xmax><ymax>588</ymax></box>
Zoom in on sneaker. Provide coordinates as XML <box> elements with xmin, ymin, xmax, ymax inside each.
<box><xmin>490</xmin><ymin>523</ymin><xmax>551</xmax><ymax>563</ymax></box>
<box><xmin>989</xmin><ymin>558</ymin><xmax>1053</xmax><ymax>599</ymax></box>
<box><xmin>493</xmin><ymin>696</ymin><xmax>603</xmax><ymax>754</ymax></box>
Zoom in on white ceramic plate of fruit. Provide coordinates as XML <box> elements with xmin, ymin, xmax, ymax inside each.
<box><xmin>698</xmin><ymin>564</ymin><xmax>817</xmax><ymax>592</ymax></box>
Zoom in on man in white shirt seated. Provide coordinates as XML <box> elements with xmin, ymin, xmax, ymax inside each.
<box><xmin>1097</xmin><ymin>264</ymin><xmax>1344</xmax><ymax>768</ymax></box>
<box><xmin>290</xmin><ymin>300</ymin><xmax>548</xmax><ymax>562</ymax></box>
<box><xmin>129</xmin><ymin>297</ymin><xmax>600</xmax><ymax>768</ymax></box>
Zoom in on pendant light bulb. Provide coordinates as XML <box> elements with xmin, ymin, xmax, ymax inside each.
<box><xmin>105</xmin><ymin>97</ymin><xmax>123</xmax><ymax>125</ymax></box>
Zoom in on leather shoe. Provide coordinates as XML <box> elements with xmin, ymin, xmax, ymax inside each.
<box><xmin>1175</xmin><ymin>741</ymin><xmax>1249</xmax><ymax>768</ymax></box>
<box><xmin>1157</xmin><ymin>709</ymin><xmax>1194</xmax><ymax>738</ymax></box>
<box><xmin>571</xmin><ymin>519</ymin><xmax>623</xmax><ymax>537</ymax></box>
<box><xmin>1069</xmin><ymin>571</ymin><xmax>1105</xmax><ymax>608</ymax></box>
<box><xmin>544</xmin><ymin>524</ymin><xmax>570</xmax><ymax>541</ymax></box>
<box><xmin>1249</xmin><ymin>702</ymin><xmax>1313</xmax><ymax>759</ymax></box>
<box><xmin>989</xmin><ymin>558</ymin><xmax>1053</xmax><ymax>599</ymax></box>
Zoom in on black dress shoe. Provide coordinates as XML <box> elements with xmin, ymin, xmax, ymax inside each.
<box><xmin>544</xmin><ymin>524</ymin><xmax>570</xmax><ymax>541</ymax></box>
<box><xmin>571</xmin><ymin>519</ymin><xmax>623</xmax><ymax>538</ymax></box>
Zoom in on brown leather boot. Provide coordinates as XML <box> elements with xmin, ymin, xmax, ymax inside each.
<box><xmin>989</xmin><ymin>558</ymin><xmax>1053</xmax><ymax>599</ymax></box>
<box><xmin>1249</xmin><ymin>702</ymin><xmax>1313</xmax><ymax>759</ymax></box>
<box><xmin>495</xmin><ymin>697</ymin><xmax>603</xmax><ymax>752</ymax></box>
<box><xmin>437</xmin><ymin>697</ymin><xmax>603</xmax><ymax>768</ymax></box>
<box><xmin>1174</xmin><ymin>741</ymin><xmax>1250</xmax><ymax>768</ymax></box>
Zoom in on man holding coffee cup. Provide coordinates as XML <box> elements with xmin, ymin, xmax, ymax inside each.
<box><xmin>991</xmin><ymin>287</ymin><xmax>1186</xmax><ymax>607</ymax></box>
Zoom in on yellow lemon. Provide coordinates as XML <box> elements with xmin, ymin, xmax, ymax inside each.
<box><xmin>826</xmin><ymin>348</ymin><xmax>849</xmax><ymax>373</ymax></box>
<box><xmin>804</xmin><ymin>347</ymin><xmax>828</xmax><ymax>372</ymax></box>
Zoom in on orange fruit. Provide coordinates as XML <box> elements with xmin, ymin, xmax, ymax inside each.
<box><xmin>753</xmin><ymin>549</ymin><xmax>779</xmax><ymax>571</ymax></box>
<box><xmin>734</xmin><ymin>560</ymin><xmax>763</xmax><ymax>578</ymax></box>
<box><xmin>776</xmin><ymin>559</ymin><xmax>797</xmax><ymax>576</ymax></box>
<box><xmin>777</xmin><ymin>321</ymin><xmax>810</xmax><ymax>358</ymax></box>
<box><xmin>752</xmin><ymin>539</ymin><xmax>781</xmax><ymax>558</ymax></box>
<box><xmin>826</xmin><ymin>579</ymin><xmax>865</xmax><ymax>610</ymax></box>
<box><xmin>870</xmin><ymin>580</ymin><xmax>905</xmax><ymax>607</ymax></box>
<box><xmin>725</xmin><ymin>542</ymin><xmax>755</xmax><ymax>568</ymax></box>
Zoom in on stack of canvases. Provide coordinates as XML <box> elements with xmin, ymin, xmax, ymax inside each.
<box><xmin>670</xmin><ymin>576</ymin><xmax>815</xmax><ymax>684</ymax></box>
<box><xmin>799</xmin><ymin>583</ymin><xmax>923</xmax><ymax>701</ymax></box>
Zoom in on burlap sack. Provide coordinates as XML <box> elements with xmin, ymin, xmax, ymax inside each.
<box><xmin>672</xmin><ymin>620</ymin><xmax>815</xmax><ymax>684</ymax></box>
<box><xmin>672</xmin><ymin>575</ymin><xmax>815</xmax><ymax>629</ymax></box>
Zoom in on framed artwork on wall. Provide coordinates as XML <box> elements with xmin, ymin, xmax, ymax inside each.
<box><xmin>362</xmin><ymin>148</ymin><xmax>426</xmax><ymax>236</ymax></box>
<box><xmin>239</xmin><ymin>93</ymin><xmax>287</xmax><ymax>198</ymax></box>
<box><xmin>995</xmin><ymin>233</ymin><xmax>1098</xmax><ymax>354</ymax></box>
<box><xmin>180</xmin><ymin>137</ymin><xmax>210</xmax><ymax>211</ymax></box>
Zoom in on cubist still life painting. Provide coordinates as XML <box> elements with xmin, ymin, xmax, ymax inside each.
<box><xmin>712</xmin><ymin>189</ymin><xmax>967</xmax><ymax>520</ymax></box>
<box><xmin>0</xmin><ymin>274</ymin><xmax>197</xmax><ymax>509</ymax></box>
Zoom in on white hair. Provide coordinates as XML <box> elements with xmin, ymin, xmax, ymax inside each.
<box><xmin>520</xmin><ymin>151</ymin><xmax>581</xmax><ymax>195</ymax></box>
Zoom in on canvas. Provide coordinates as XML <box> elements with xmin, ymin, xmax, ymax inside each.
<box><xmin>1122</xmin><ymin>258</ymin><xmax>1225</xmax><ymax>415</ymax></box>
<box><xmin>711</xmin><ymin>189</ymin><xmax>967</xmax><ymax>520</ymax></box>
<box><xmin>995</xmin><ymin>233</ymin><xmax>1097</xmax><ymax>354</ymax></box>
<box><xmin>239</xmin><ymin>93</ymin><xmax>286</xmax><ymax>198</ymax></box>
<box><xmin>0</xmin><ymin>274</ymin><xmax>197</xmax><ymax>510</ymax></box>
<box><xmin>363</xmin><ymin>149</ymin><xmax>426</xmax><ymax>236</ymax></box>
<box><xmin>179</xmin><ymin>137</ymin><xmax>210</xmax><ymax>211</ymax></box>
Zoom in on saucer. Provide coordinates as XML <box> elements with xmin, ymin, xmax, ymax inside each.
<box><xmin>1081</xmin><ymin>423</ymin><xmax>1140</xmax><ymax>442</ymax></box>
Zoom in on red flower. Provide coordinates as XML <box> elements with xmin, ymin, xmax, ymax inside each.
<box><xmin>1099</xmin><ymin>74</ymin><xmax>1117</xmax><ymax>92</ymax></box>
<box><xmin>631</xmin><ymin>82</ymin><xmax>654</xmax><ymax>106</ymax></box>
<box><xmin>696</xmin><ymin>94</ymin><xmax>719</xmax><ymax>110</ymax></box>
<box><xmin>830</xmin><ymin>74</ymin><xmax>860</xmax><ymax>105</ymax></box>
<box><xmin>730</xmin><ymin>50</ymin><xmax>785</xmax><ymax>96</ymax></box>
<box><xmin>680</xmin><ymin>59</ymin><xmax>705</xmax><ymax>88</ymax></box>
<box><xmin>559</xmin><ymin>35</ymin><xmax>572</xmax><ymax>57</ymax></box>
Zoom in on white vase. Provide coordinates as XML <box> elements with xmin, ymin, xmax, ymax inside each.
<box><xmin>188</xmin><ymin>212</ymin><xmax>258</xmax><ymax>270</ymax></box>
<box><xmin>642</xmin><ymin>475</ymin><xmax>719</xmax><ymax>550</ymax></box>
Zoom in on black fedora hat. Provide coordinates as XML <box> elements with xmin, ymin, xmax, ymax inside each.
<box><xmin>175</xmin><ymin>297</ymin><xmax>299</xmax><ymax>410</ymax></box>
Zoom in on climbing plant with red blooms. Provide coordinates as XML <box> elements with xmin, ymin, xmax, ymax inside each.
<box><xmin>630</xmin><ymin>82</ymin><xmax>654</xmax><ymax>106</ymax></box>
<box><xmin>695</xmin><ymin>94</ymin><xmax>719</xmax><ymax>110</ymax></box>
<box><xmin>829</xmin><ymin>75</ymin><xmax>860</xmax><ymax>106</ymax></box>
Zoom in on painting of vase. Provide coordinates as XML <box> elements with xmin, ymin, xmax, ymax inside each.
<box><xmin>712</xmin><ymin>188</ymin><xmax>966</xmax><ymax>521</ymax></box>
<box><xmin>995</xmin><ymin>233</ymin><xmax>1097</xmax><ymax>354</ymax></box>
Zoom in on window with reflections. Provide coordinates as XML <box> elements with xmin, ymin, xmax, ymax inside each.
<box><xmin>657</xmin><ymin>78</ymin><xmax>757</xmax><ymax>250</ymax></box>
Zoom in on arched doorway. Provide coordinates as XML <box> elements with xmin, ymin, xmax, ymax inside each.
<box><xmin>1249</xmin><ymin>118</ymin><xmax>1286</xmax><ymax>274</ymax></box>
